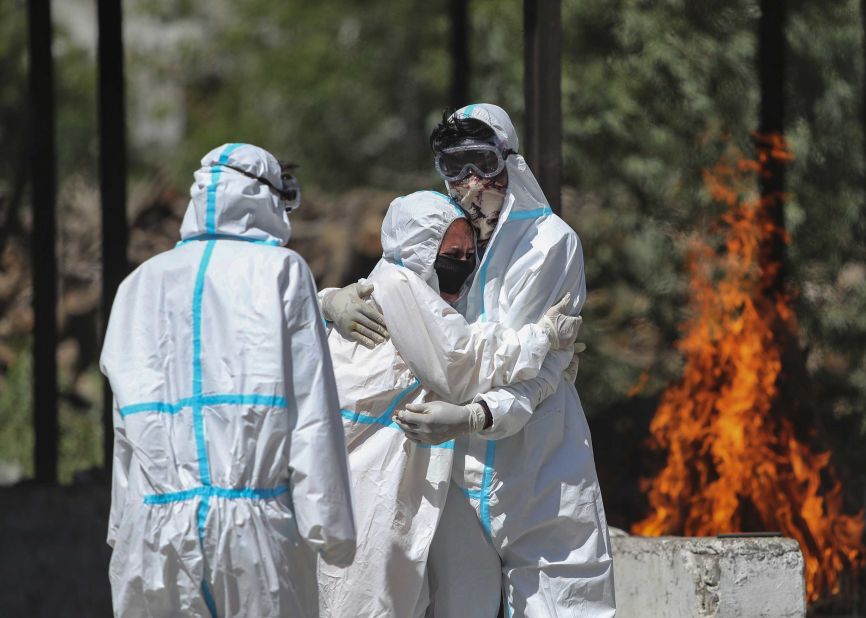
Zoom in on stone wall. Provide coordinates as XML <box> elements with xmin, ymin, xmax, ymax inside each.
<box><xmin>0</xmin><ymin>486</ymin><xmax>808</xmax><ymax>617</ymax></box>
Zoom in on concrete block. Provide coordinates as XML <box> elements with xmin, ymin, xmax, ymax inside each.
<box><xmin>611</xmin><ymin>534</ymin><xmax>806</xmax><ymax>617</ymax></box>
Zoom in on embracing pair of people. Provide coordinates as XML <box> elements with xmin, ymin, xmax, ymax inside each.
<box><xmin>101</xmin><ymin>104</ymin><xmax>616</xmax><ymax>617</ymax></box>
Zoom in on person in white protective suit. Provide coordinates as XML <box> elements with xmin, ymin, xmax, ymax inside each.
<box><xmin>394</xmin><ymin>104</ymin><xmax>615</xmax><ymax>617</ymax></box>
<box><xmin>100</xmin><ymin>143</ymin><xmax>356</xmax><ymax>618</ymax></box>
<box><xmin>317</xmin><ymin>190</ymin><xmax>583</xmax><ymax>618</ymax></box>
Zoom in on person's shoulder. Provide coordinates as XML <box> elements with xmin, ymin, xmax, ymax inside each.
<box><xmin>536</xmin><ymin>211</ymin><xmax>578</xmax><ymax>239</ymax></box>
<box><xmin>369</xmin><ymin>261</ymin><xmax>430</xmax><ymax>304</ymax></box>
<box><xmin>229</xmin><ymin>243</ymin><xmax>312</xmax><ymax>276</ymax></box>
<box><xmin>273</xmin><ymin>245</ymin><xmax>309</xmax><ymax>268</ymax></box>
<box><xmin>520</xmin><ymin>211</ymin><xmax>582</xmax><ymax>257</ymax></box>
<box><xmin>374</xmin><ymin>260</ymin><xmax>433</xmax><ymax>291</ymax></box>
<box><xmin>269</xmin><ymin>247</ymin><xmax>319</xmax><ymax>293</ymax></box>
<box><xmin>117</xmin><ymin>246</ymin><xmax>186</xmax><ymax>292</ymax></box>
<box><xmin>371</xmin><ymin>261</ymin><xmax>414</xmax><ymax>285</ymax></box>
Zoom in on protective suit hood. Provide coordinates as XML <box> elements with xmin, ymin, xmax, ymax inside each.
<box><xmin>379</xmin><ymin>190</ymin><xmax>467</xmax><ymax>290</ymax></box>
<box><xmin>448</xmin><ymin>104</ymin><xmax>550</xmax><ymax>220</ymax></box>
<box><xmin>180</xmin><ymin>143</ymin><xmax>292</xmax><ymax>246</ymax></box>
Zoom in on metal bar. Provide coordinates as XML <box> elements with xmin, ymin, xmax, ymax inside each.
<box><xmin>28</xmin><ymin>0</ymin><xmax>58</xmax><ymax>484</ymax></box>
<box><xmin>97</xmin><ymin>0</ymin><xmax>129</xmax><ymax>471</ymax></box>
<box><xmin>861</xmin><ymin>0</ymin><xmax>866</xmax><ymax>256</ymax></box>
<box><xmin>523</xmin><ymin>0</ymin><xmax>562</xmax><ymax>213</ymax></box>
<box><xmin>449</xmin><ymin>0</ymin><xmax>470</xmax><ymax>110</ymax></box>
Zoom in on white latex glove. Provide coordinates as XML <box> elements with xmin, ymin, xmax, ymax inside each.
<box><xmin>321</xmin><ymin>282</ymin><xmax>389</xmax><ymax>349</ymax></box>
<box><xmin>393</xmin><ymin>401</ymin><xmax>487</xmax><ymax>445</ymax></box>
<box><xmin>537</xmin><ymin>293</ymin><xmax>583</xmax><ymax>350</ymax></box>
<box><xmin>563</xmin><ymin>342</ymin><xmax>587</xmax><ymax>383</ymax></box>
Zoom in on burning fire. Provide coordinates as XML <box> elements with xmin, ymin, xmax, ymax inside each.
<box><xmin>632</xmin><ymin>135</ymin><xmax>864</xmax><ymax>602</ymax></box>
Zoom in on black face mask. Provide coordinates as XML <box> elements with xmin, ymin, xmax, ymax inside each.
<box><xmin>434</xmin><ymin>254</ymin><xmax>475</xmax><ymax>294</ymax></box>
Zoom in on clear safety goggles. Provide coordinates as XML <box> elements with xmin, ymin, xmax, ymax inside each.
<box><xmin>222</xmin><ymin>163</ymin><xmax>301</xmax><ymax>212</ymax></box>
<box><xmin>434</xmin><ymin>143</ymin><xmax>514</xmax><ymax>182</ymax></box>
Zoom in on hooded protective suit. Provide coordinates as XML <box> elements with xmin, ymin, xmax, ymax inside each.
<box><xmin>426</xmin><ymin>105</ymin><xmax>616</xmax><ymax>617</ymax></box>
<box><xmin>101</xmin><ymin>143</ymin><xmax>355</xmax><ymax>618</ymax></box>
<box><xmin>318</xmin><ymin>191</ymin><xmax>556</xmax><ymax>618</ymax></box>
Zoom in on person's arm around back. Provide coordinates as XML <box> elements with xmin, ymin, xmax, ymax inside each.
<box><xmin>282</xmin><ymin>256</ymin><xmax>356</xmax><ymax>567</ymax></box>
<box><xmin>373</xmin><ymin>265</ymin><xmax>560</xmax><ymax>404</ymax></box>
<box><xmin>474</xmin><ymin>226</ymin><xmax>587</xmax><ymax>440</ymax></box>
<box><xmin>396</xmin><ymin>225</ymin><xmax>585</xmax><ymax>444</ymax></box>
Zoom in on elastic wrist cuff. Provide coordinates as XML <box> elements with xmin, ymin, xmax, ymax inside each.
<box><xmin>466</xmin><ymin>402</ymin><xmax>488</xmax><ymax>433</ymax></box>
<box><xmin>478</xmin><ymin>399</ymin><xmax>493</xmax><ymax>430</ymax></box>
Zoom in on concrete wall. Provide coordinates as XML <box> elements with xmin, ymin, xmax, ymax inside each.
<box><xmin>0</xmin><ymin>486</ymin><xmax>808</xmax><ymax>617</ymax></box>
<box><xmin>611</xmin><ymin>534</ymin><xmax>806</xmax><ymax>617</ymax></box>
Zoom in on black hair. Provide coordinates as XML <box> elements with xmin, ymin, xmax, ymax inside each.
<box><xmin>429</xmin><ymin>107</ymin><xmax>498</xmax><ymax>154</ymax></box>
<box><xmin>278</xmin><ymin>160</ymin><xmax>298</xmax><ymax>182</ymax></box>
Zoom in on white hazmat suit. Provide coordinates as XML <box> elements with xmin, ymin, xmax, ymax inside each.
<box><xmin>425</xmin><ymin>104</ymin><xmax>616</xmax><ymax>617</ymax></box>
<box><xmin>318</xmin><ymin>191</ymin><xmax>559</xmax><ymax>617</ymax></box>
<box><xmin>101</xmin><ymin>143</ymin><xmax>355</xmax><ymax>618</ymax></box>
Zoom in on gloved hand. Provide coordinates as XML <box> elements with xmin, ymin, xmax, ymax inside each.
<box><xmin>321</xmin><ymin>282</ymin><xmax>389</xmax><ymax>349</ymax></box>
<box><xmin>563</xmin><ymin>342</ymin><xmax>586</xmax><ymax>383</ymax></box>
<box><xmin>537</xmin><ymin>293</ymin><xmax>583</xmax><ymax>350</ymax></box>
<box><xmin>393</xmin><ymin>400</ymin><xmax>488</xmax><ymax>445</ymax></box>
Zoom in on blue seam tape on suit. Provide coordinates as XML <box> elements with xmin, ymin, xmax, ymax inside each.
<box><xmin>120</xmin><ymin>401</ymin><xmax>185</xmax><ymax>416</ymax></box>
<box><xmin>205</xmin><ymin>169</ymin><xmax>221</xmax><ymax>235</ymax></box>
<box><xmin>476</xmin><ymin>204</ymin><xmax>550</xmax><ymax>321</ymax></box>
<box><xmin>339</xmin><ymin>409</ymin><xmax>398</xmax><ymax>427</ymax></box>
<box><xmin>205</xmin><ymin>143</ymin><xmax>243</xmax><ymax>234</ymax></box>
<box><xmin>337</xmin><ymin>380</ymin><xmax>419</xmax><ymax>426</ymax></box>
<box><xmin>416</xmin><ymin>441</ymin><xmax>455</xmax><ymax>450</ymax></box>
<box><xmin>192</xmin><ymin>236</ymin><xmax>216</xmax><ymax>617</ymax></box>
<box><xmin>144</xmin><ymin>485</ymin><xmax>289</xmax><ymax>505</ymax></box>
<box><xmin>461</xmin><ymin>487</ymin><xmax>482</xmax><ymax>499</ymax></box>
<box><xmin>119</xmin><ymin>394</ymin><xmax>289</xmax><ymax>418</ymax></box>
<box><xmin>192</xmin><ymin>240</ymin><xmax>216</xmax><ymax>487</ymax></box>
<box><xmin>201</xmin><ymin>579</ymin><xmax>219</xmax><ymax>618</ymax></box>
<box><xmin>197</xmin><ymin>496</ymin><xmax>210</xmax><ymax>548</ymax></box>
<box><xmin>338</xmin><ymin>381</ymin><xmax>454</xmax><ymax>450</ymax></box>
<box><xmin>479</xmin><ymin>441</ymin><xmax>497</xmax><ymax>538</ymax></box>
<box><xmin>476</xmin><ymin>236</ymin><xmax>497</xmax><ymax>322</ymax></box>
<box><xmin>177</xmin><ymin>233</ymin><xmax>282</xmax><ymax>247</ymax></box>
<box><xmin>474</xmin><ymin>205</ymin><xmax>551</xmax><ymax>540</ymax></box>
<box><xmin>420</xmin><ymin>190</ymin><xmax>465</xmax><ymax>217</ymax></box>
<box><xmin>507</xmin><ymin>206</ymin><xmax>552</xmax><ymax>220</ymax></box>
<box><xmin>194</xmin><ymin>142</ymin><xmax>241</xmax><ymax>617</ymax></box>
<box><xmin>201</xmin><ymin>394</ymin><xmax>286</xmax><ymax>408</ymax></box>
<box><xmin>377</xmin><ymin>380</ymin><xmax>421</xmax><ymax>421</ymax></box>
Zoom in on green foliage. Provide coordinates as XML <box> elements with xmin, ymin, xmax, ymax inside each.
<box><xmin>0</xmin><ymin>0</ymin><xmax>101</xmax><ymax>483</ymax></box>
<box><xmin>127</xmin><ymin>1</ymin><xmax>453</xmax><ymax>190</ymax></box>
<box><xmin>471</xmin><ymin>0</ymin><xmax>525</xmax><ymax>122</ymax></box>
<box><xmin>557</xmin><ymin>0</ymin><xmax>760</xmax><ymax>417</ymax></box>
<box><xmin>53</xmin><ymin>26</ymin><xmax>99</xmax><ymax>179</ymax></box>
<box><xmin>0</xmin><ymin>342</ymin><xmax>104</xmax><ymax>484</ymax></box>
<box><xmin>58</xmin><ymin>353</ymin><xmax>104</xmax><ymax>484</ymax></box>
<box><xmin>0</xmin><ymin>1</ymin><xmax>28</xmax><ymax>200</ymax></box>
<box><xmin>782</xmin><ymin>0</ymin><xmax>866</xmax><ymax>495</ymax></box>
<box><xmin>1</xmin><ymin>1</ymin><xmax>865</xmax><ymax>544</ymax></box>
<box><xmin>0</xmin><ymin>346</ymin><xmax>34</xmax><ymax>479</ymax></box>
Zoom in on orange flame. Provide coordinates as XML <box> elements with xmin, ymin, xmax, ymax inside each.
<box><xmin>632</xmin><ymin>135</ymin><xmax>864</xmax><ymax>602</ymax></box>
